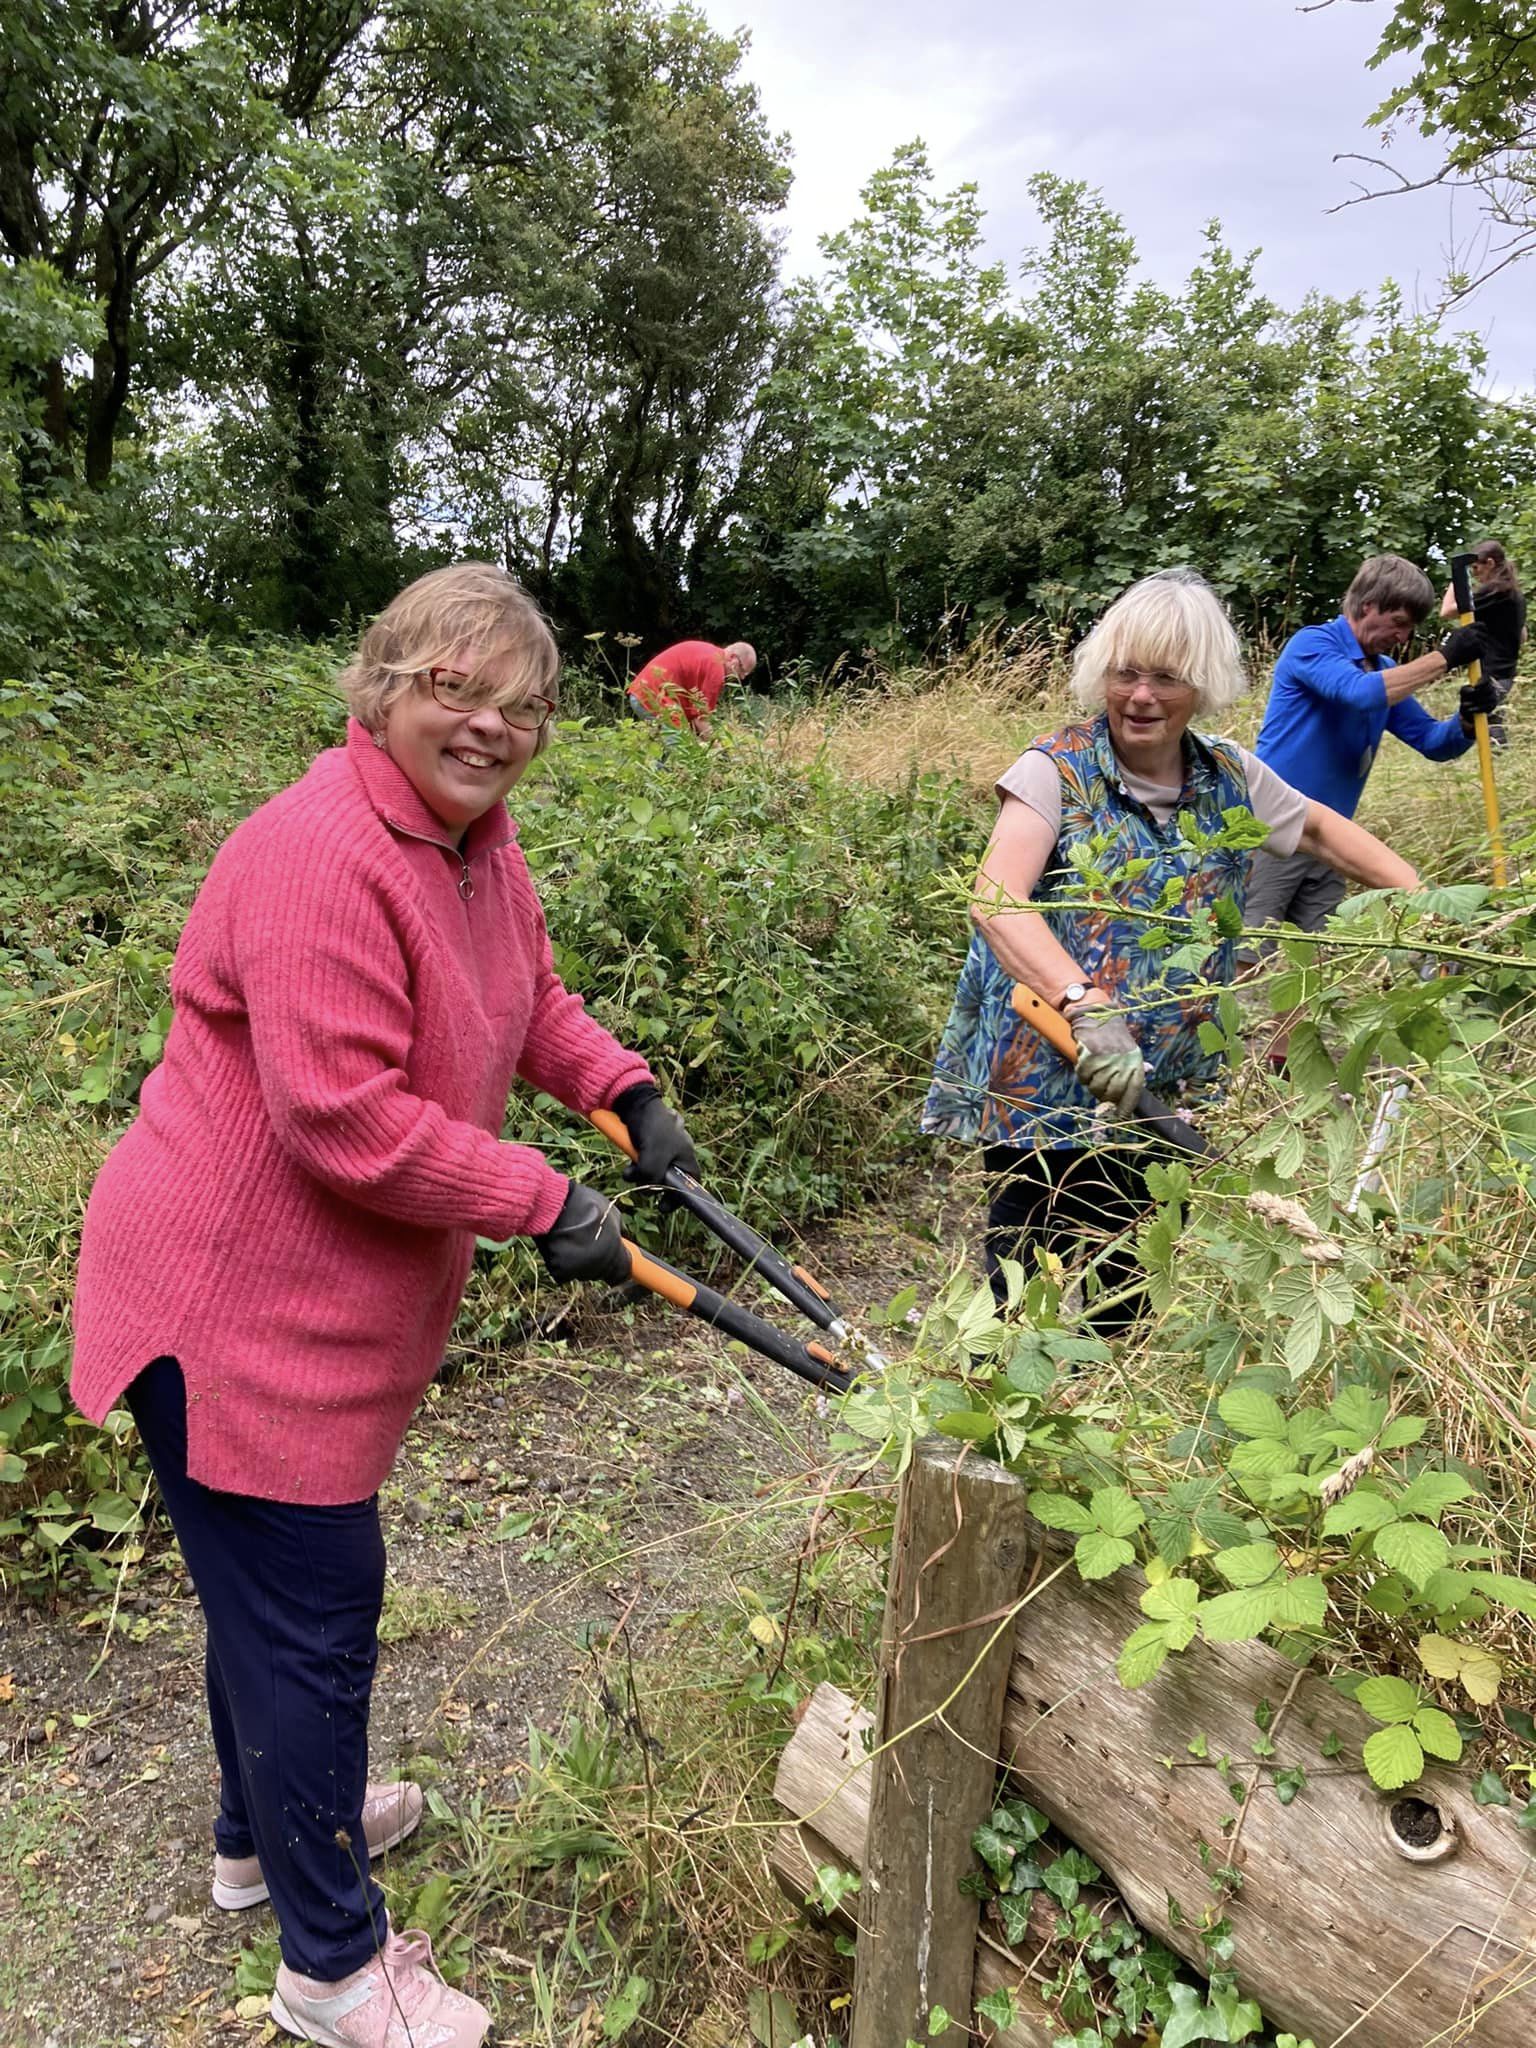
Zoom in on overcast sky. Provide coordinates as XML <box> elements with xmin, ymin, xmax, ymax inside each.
<box><xmin>696</xmin><ymin>0</ymin><xmax>1534</xmax><ymax>393</ymax></box>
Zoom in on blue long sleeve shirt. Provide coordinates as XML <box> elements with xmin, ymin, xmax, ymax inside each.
<box><xmin>1254</xmin><ymin>613</ymin><xmax>1472</xmax><ymax>818</ymax></box>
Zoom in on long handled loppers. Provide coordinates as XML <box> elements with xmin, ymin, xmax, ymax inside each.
<box><xmin>587</xmin><ymin>1110</ymin><xmax>886</xmax><ymax>1393</ymax></box>
<box><xmin>1451</xmin><ymin>551</ymin><xmax>1507</xmax><ymax>889</ymax></box>
<box><xmin>1008</xmin><ymin>984</ymin><xmax>1210</xmax><ymax>1156</ymax></box>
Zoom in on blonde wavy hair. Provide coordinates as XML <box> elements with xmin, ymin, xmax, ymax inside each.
<box><xmin>1071</xmin><ymin>569</ymin><xmax>1247</xmax><ymax>718</ymax></box>
<box><xmin>340</xmin><ymin>563</ymin><xmax>560</xmax><ymax>754</ymax></box>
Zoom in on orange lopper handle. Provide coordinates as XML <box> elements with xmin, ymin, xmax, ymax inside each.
<box><xmin>1010</xmin><ymin>982</ymin><xmax>1082</xmax><ymax>1064</ymax></box>
<box><xmin>590</xmin><ymin>1106</ymin><xmax>636</xmax><ymax>1160</ymax></box>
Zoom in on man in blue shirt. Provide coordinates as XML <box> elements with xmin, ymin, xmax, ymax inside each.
<box><xmin>1249</xmin><ymin>553</ymin><xmax>1495</xmax><ymax>933</ymax></box>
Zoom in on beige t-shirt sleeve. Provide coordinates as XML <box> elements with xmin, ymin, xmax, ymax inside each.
<box><xmin>994</xmin><ymin>744</ymin><xmax>1309</xmax><ymax>858</ymax></box>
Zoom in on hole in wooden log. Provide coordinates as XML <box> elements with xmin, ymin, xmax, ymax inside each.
<box><xmin>1385</xmin><ymin>1796</ymin><xmax>1458</xmax><ymax>1863</ymax></box>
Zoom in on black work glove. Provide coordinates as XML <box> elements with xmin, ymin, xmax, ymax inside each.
<box><xmin>1438</xmin><ymin>623</ymin><xmax>1484</xmax><ymax>671</ymax></box>
<box><xmin>1071</xmin><ymin>1005</ymin><xmax>1145</xmax><ymax>1121</ymax></box>
<box><xmin>533</xmin><ymin>1182</ymin><xmax>632</xmax><ymax>1286</ymax></box>
<box><xmin>1459</xmin><ymin>673</ymin><xmax>1500</xmax><ymax>723</ymax></box>
<box><xmin>610</xmin><ymin>1081</ymin><xmax>700</xmax><ymax>1197</ymax></box>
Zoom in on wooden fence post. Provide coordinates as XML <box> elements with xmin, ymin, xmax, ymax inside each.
<box><xmin>850</xmin><ymin>1438</ymin><xmax>1033</xmax><ymax>2048</ymax></box>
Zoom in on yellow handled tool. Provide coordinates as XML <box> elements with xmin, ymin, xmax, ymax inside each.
<box><xmin>1451</xmin><ymin>550</ymin><xmax>1507</xmax><ymax>889</ymax></box>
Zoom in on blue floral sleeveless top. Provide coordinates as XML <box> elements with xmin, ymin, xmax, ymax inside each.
<box><xmin>921</xmin><ymin>717</ymin><xmax>1252</xmax><ymax>1150</ymax></box>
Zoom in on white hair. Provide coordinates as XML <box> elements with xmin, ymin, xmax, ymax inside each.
<box><xmin>1071</xmin><ymin>571</ymin><xmax>1248</xmax><ymax>717</ymax></box>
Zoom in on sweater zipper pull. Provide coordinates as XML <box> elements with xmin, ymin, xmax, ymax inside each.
<box><xmin>458</xmin><ymin>861</ymin><xmax>474</xmax><ymax>902</ymax></box>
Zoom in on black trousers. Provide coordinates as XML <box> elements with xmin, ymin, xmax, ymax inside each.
<box><xmin>982</xmin><ymin>1144</ymin><xmax>1153</xmax><ymax>1333</ymax></box>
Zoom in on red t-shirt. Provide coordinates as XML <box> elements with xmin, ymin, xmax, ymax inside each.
<box><xmin>630</xmin><ymin>641</ymin><xmax>727</xmax><ymax>728</ymax></box>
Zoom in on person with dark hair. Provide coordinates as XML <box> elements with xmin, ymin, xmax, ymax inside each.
<box><xmin>1246</xmin><ymin>552</ymin><xmax>1496</xmax><ymax>939</ymax></box>
<box><xmin>70</xmin><ymin>562</ymin><xmax>700</xmax><ymax>2047</ymax></box>
<box><xmin>1438</xmin><ymin>540</ymin><xmax>1526</xmax><ymax>746</ymax></box>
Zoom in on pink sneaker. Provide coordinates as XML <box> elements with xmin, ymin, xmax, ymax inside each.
<box><xmin>270</xmin><ymin>1926</ymin><xmax>489</xmax><ymax>2047</ymax></box>
<box><xmin>212</xmin><ymin>1779</ymin><xmax>424</xmax><ymax>1910</ymax></box>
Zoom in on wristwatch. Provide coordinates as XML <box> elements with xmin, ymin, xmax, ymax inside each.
<box><xmin>1057</xmin><ymin>980</ymin><xmax>1091</xmax><ymax>1012</ymax></box>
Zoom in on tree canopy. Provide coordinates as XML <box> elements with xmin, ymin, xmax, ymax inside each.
<box><xmin>2</xmin><ymin>0</ymin><xmax>1534</xmax><ymax>680</ymax></box>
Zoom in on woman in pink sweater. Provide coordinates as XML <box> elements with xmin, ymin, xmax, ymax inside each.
<box><xmin>71</xmin><ymin>564</ymin><xmax>697</xmax><ymax>2048</ymax></box>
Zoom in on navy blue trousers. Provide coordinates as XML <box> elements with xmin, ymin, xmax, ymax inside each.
<box><xmin>126</xmin><ymin>1357</ymin><xmax>388</xmax><ymax>1979</ymax></box>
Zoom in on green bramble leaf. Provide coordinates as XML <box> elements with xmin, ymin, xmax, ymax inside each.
<box><xmin>1321</xmin><ymin>1490</ymin><xmax>1396</xmax><ymax>1536</ymax></box>
<box><xmin>1466</xmin><ymin>1573</ymin><xmax>1536</xmax><ymax>1621</ymax></box>
<box><xmin>1218</xmin><ymin>1387</ymin><xmax>1287</xmax><ymax>1439</ymax></box>
<box><xmin>1075</xmin><ymin>1531</ymin><xmax>1136</xmax><ymax>1581</ymax></box>
<box><xmin>1029</xmin><ymin>1490</ymin><xmax>1095</xmax><ymax>1534</ymax></box>
<box><xmin>1363</xmin><ymin>1723</ymin><xmax>1424</xmax><ymax>1791</ymax></box>
<box><xmin>1117</xmin><ymin>1623</ymin><xmax>1173</xmax><ymax>1690</ymax></box>
<box><xmin>1213</xmin><ymin>1542</ymin><xmax>1282</xmax><ymax>1588</ymax></box>
<box><xmin>1141</xmin><ymin>1577</ymin><xmax>1201</xmax><ymax>1622</ymax></box>
<box><xmin>1197</xmin><ymin>1585</ymin><xmax>1278</xmax><ymax>1641</ymax></box>
<box><xmin>1356</xmin><ymin>1675</ymin><xmax>1422</xmax><ymax>1725</ymax></box>
<box><xmin>1375</xmin><ymin>1520</ymin><xmax>1452</xmax><ymax>1590</ymax></box>
<box><xmin>1412</xmin><ymin>1708</ymin><xmax>1462</xmax><ymax>1763</ymax></box>
<box><xmin>1396</xmin><ymin>1471</ymin><xmax>1476</xmax><ymax>1518</ymax></box>
<box><xmin>1090</xmin><ymin>1486</ymin><xmax>1144</xmax><ymax>1538</ymax></box>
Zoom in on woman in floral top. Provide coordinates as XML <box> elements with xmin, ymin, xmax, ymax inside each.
<box><xmin>923</xmin><ymin>570</ymin><xmax>1418</xmax><ymax>1327</ymax></box>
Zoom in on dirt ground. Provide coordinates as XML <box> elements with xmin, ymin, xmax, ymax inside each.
<box><xmin>0</xmin><ymin>1185</ymin><xmax>966</xmax><ymax>2048</ymax></box>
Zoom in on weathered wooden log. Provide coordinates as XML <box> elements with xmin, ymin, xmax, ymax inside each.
<box><xmin>774</xmin><ymin>1522</ymin><xmax>1536</xmax><ymax>2047</ymax></box>
<box><xmin>1001</xmin><ymin>1524</ymin><xmax>1536</xmax><ymax>2047</ymax></box>
<box><xmin>771</xmin><ymin>1684</ymin><xmax>1059</xmax><ymax>2047</ymax></box>
<box><xmin>849</xmin><ymin>1439</ymin><xmax>1035</xmax><ymax>2048</ymax></box>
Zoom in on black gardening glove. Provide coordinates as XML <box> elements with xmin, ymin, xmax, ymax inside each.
<box><xmin>1071</xmin><ymin>1006</ymin><xmax>1146</xmax><ymax>1122</ymax></box>
<box><xmin>1438</xmin><ymin>623</ymin><xmax>1484</xmax><ymax>671</ymax></box>
<box><xmin>1459</xmin><ymin>673</ymin><xmax>1500</xmax><ymax>724</ymax></box>
<box><xmin>533</xmin><ymin>1182</ymin><xmax>632</xmax><ymax>1286</ymax></box>
<box><xmin>610</xmin><ymin>1082</ymin><xmax>701</xmax><ymax>1199</ymax></box>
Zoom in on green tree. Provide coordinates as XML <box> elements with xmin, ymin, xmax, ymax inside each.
<box><xmin>1339</xmin><ymin>1</ymin><xmax>1536</xmax><ymax>303</ymax></box>
<box><xmin>0</xmin><ymin>0</ymin><xmax>372</xmax><ymax>489</ymax></box>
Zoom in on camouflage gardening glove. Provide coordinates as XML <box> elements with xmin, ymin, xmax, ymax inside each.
<box><xmin>610</xmin><ymin>1082</ymin><xmax>701</xmax><ymax>1201</ymax></box>
<box><xmin>1438</xmin><ymin>623</ymin><xmax>1484</xmax><ymax>671</ymax></box>
<box><xmin>533</xmin><ymin>1182</ymin><xmax>632</xmax><ymax>1286</ymax></box>
<box><xmin>1071</xmin><ymin>1006</ymin><xmax>1146</xmax><ymax>1121</ymax></box>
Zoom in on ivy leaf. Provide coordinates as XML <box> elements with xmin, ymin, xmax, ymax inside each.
<box><xmin>1356</xmin><ymin>1675</ymin><xmax>1422</xmax><ymax>1725</ymax></box>
<box><xmin>1075</xmin><ymin>1531</ymin><xmax>1136</xmax><ymax>1581</ymax></box>
<box><xmin>1375</xmin><ymin>1520</ymin><xmax>1452</xmax><ymax>1590</ymax></box>
<box><xmin>1161</xmin><ymin>1981</ymin><xmax>1218</xmax><ymax>2048</ymax></box>
<box><xmin>1363</xmin><ymin>1723</ymin><xmax>1424</xmax><ymax>1791</ymax></box>
<box><xmin>995</xmin><ymin>1891</ymin><xmax>1033</xmax><ymax>1945</ymax></box>
<box><xmin>974</xmin><ymin>1987</ymin><xmax>1018</xmax><ymax>2029</ymax></box>
<box><xmin>971</xmin><ymin>1823</ymin><xmax>1018</xmax><ymax>1881</ymax></box>
<box><xmin>1472</xmin><ymin>1769</ymin><xmax>1512</xmax><ymax>1807</ymax></box>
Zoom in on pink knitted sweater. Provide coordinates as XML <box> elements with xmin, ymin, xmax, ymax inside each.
<box><xmin>71</xmin><ymin>721</ymin><xmax>653</xmax><ymax>1504</ymax></box>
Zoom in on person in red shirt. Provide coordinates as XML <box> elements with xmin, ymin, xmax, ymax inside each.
<box><xmin>628</xmin><ymin>637</ymin><xmax>757</xmax><ymax>735</ymax></box>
